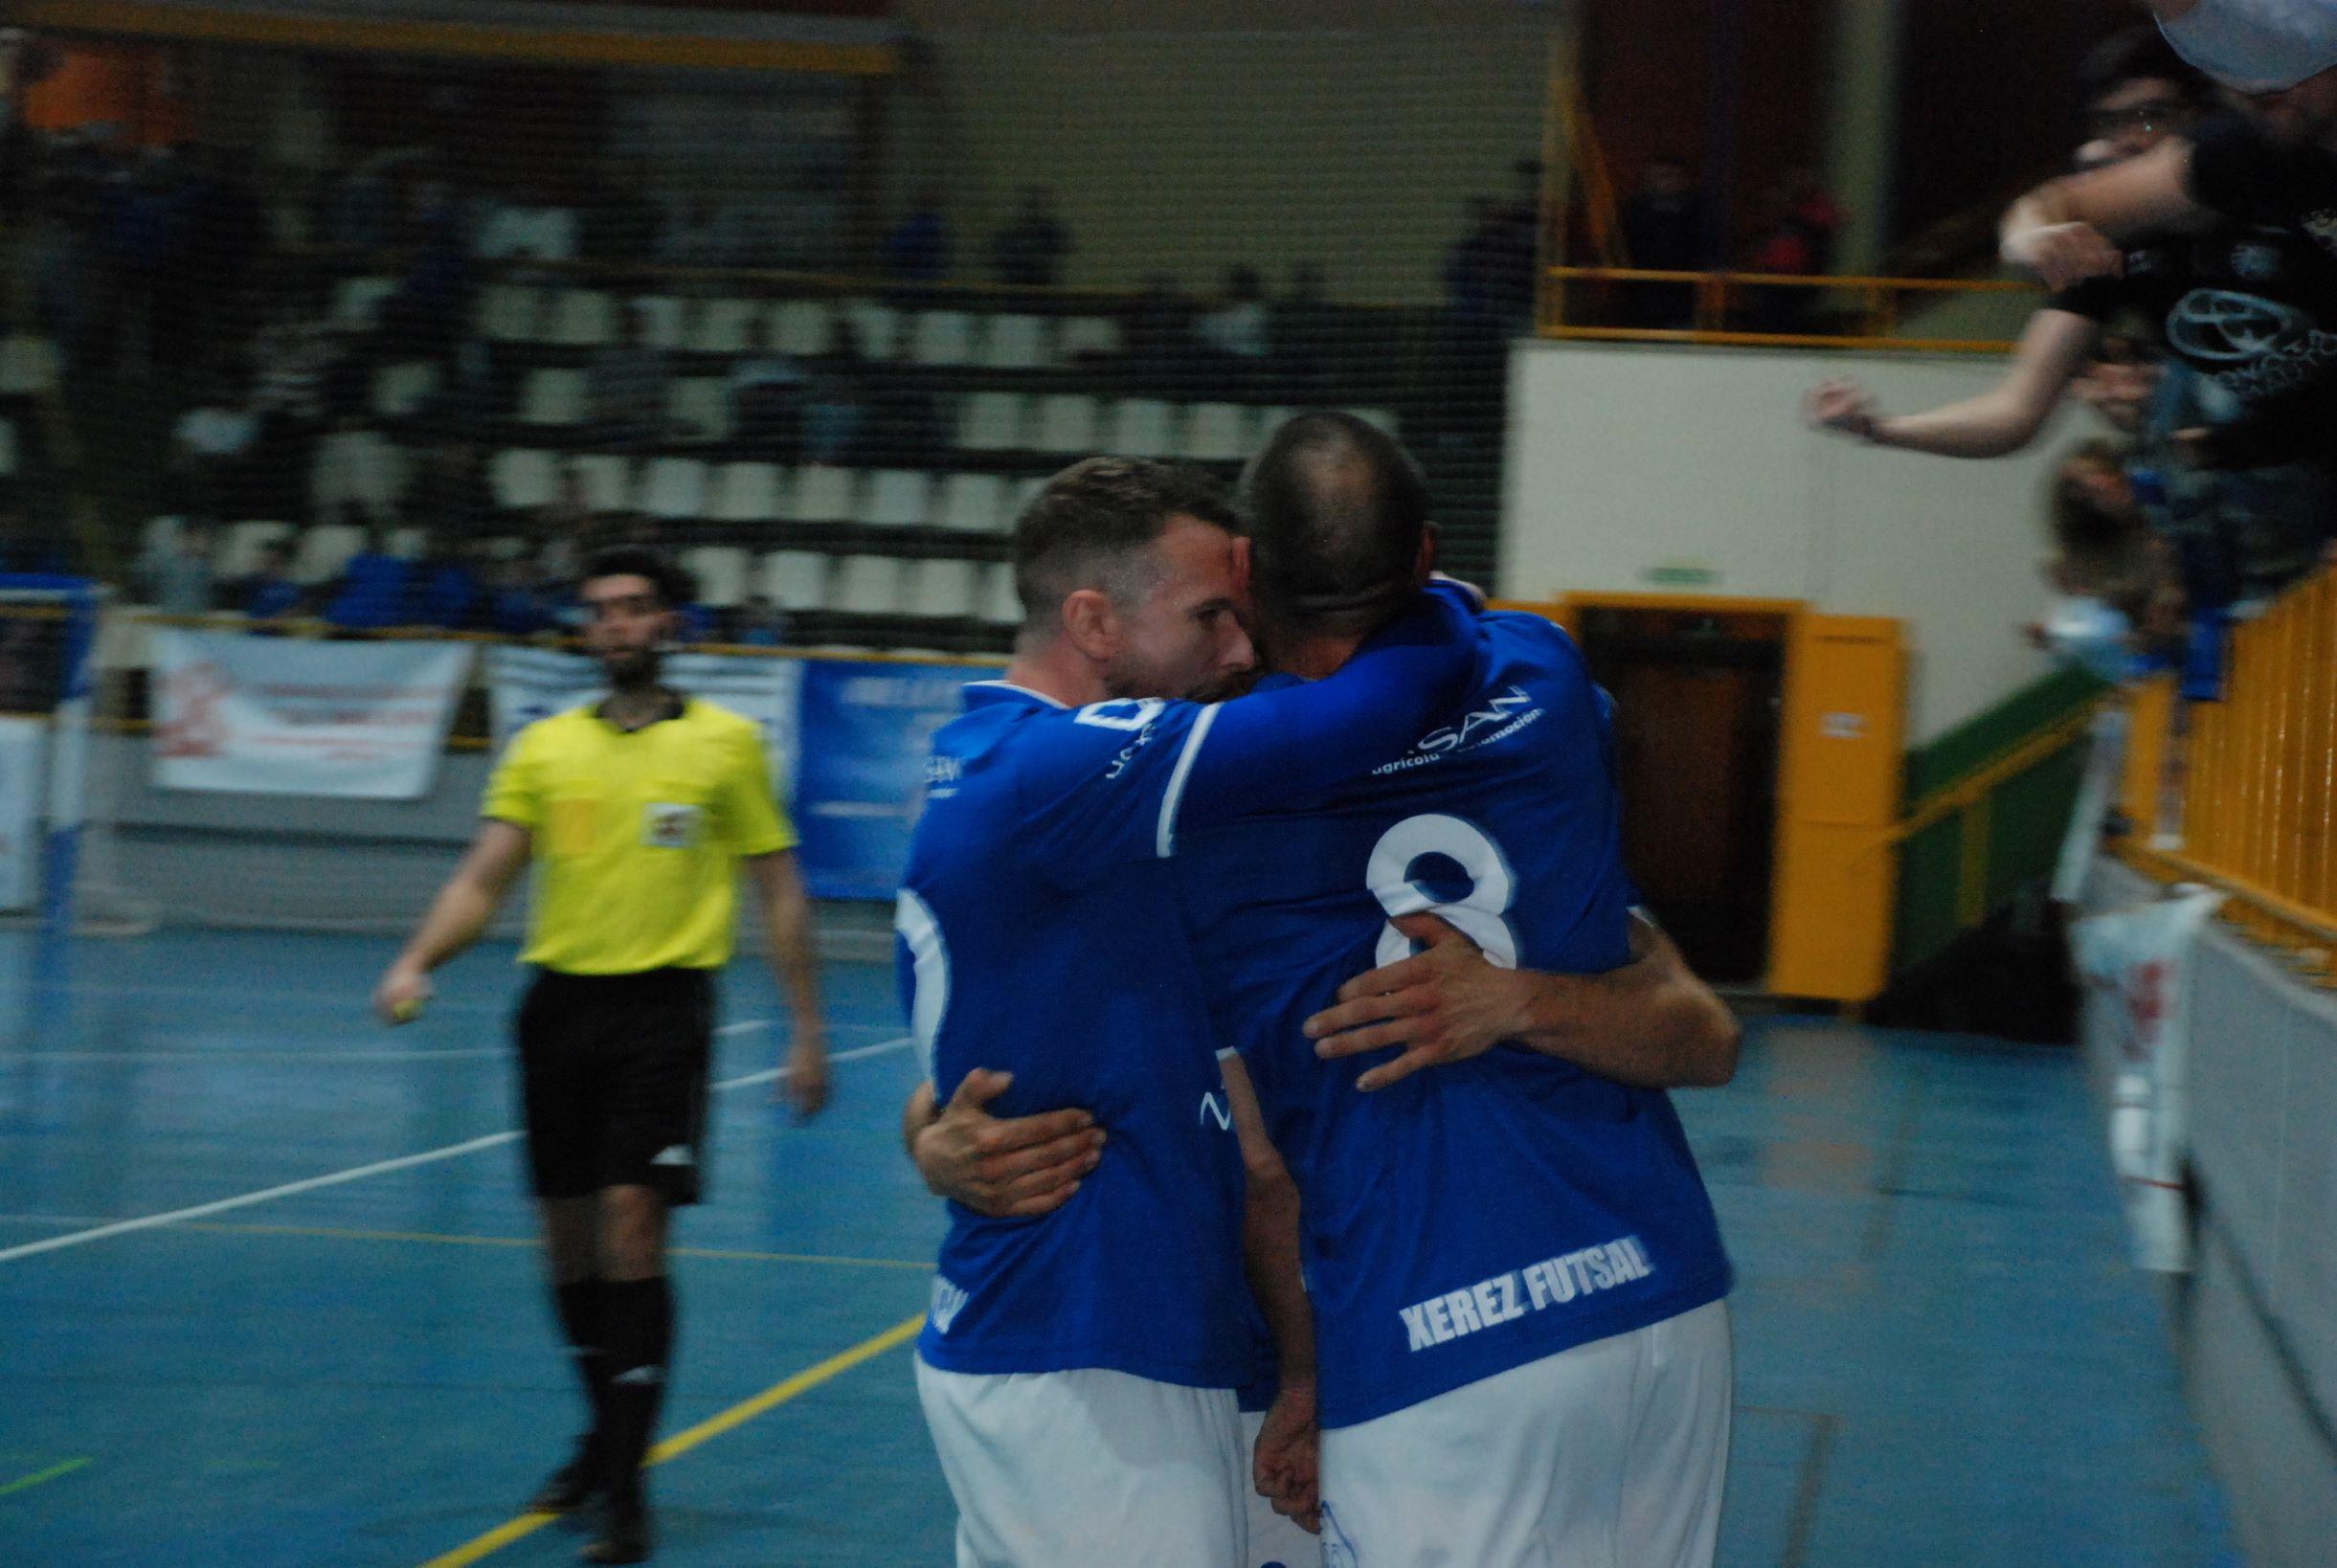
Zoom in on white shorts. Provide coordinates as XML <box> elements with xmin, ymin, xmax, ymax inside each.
<box><xmin>1316</xmin><ymin>1299</ymin><xmax>1733</xmax><ymax>1568</ymax></box>
<box><xmin>915</xmin><ymin>1355</ymin><xmax>1247</xmax><ymax>1568</ymax></box>
<box><xmin>1240</xmin><ymin>1408</ymin><xmax>1324</xmax><ymax>1568</ymax></box>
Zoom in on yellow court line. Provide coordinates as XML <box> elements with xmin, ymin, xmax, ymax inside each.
<box><xmin>418</xmin><ymin>1314</ymin><xmax>924</xmax><ymax>1568</ymax></box>
<box><xmin>169</xmin><ymin>1221</ymin><xmax>928</xmax><ymax>1270</ymax></box>
<box><xmin>0</xmin><ymin>1457</ymin><xmax>92</xmax><ymax>1498</ymax></box>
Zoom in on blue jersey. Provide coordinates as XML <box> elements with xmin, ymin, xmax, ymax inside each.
<box><xmin>1176</xmin><ymin>610</ymin><xmax>1732</xmax><ymax>1427</ymax></box>
<box><xmin>897</xmin><ymin>587</ymin><xmax>1479</xmax><ymax>1388</ymax></box>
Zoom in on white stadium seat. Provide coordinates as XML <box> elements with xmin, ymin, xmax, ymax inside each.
<box><xmin>910</xmin><ymin>558</ymin><xmax>981</xmax><ymax>618</ymax></box>
<box><xmin>1057</xmin><ymin>317</ymin><xmax>1123</xmax><ymax>361</ymax></box>
<box><xmin>518</xmin><ymin>368</ymin><xmax>588</xmax><ymax>427</ymax></box>
<box><xmin>938</xmin><ymin>473</ymin><xmax>1009</xmax><ymax>533</ymax></box>
<box><xmin>478</xmin><ymin>283</ymin><xmax>544</xmax><ymax>343</ymax></box>
<box><xmin>982</xmin><ymin>561</ymin><xmax>1023</xmax><ymax>625</ymax></box>
<box><xmin>309</xmin><ymin>430</ymin><xmax>406</xmax><ymax>524</ymax></box>
<box><xmin>387</xmin><ymin>526</ymin><xmax>429</xmax><ymax>559</ymax></box>
<box><xmin>631</xmin><ymin>295</ymin><xmax>690</xmax><ymax>351</ymax></box>
<box><xmin>1105</xmin><ymin>398</ymin><xmax>1179</xmax><ymax>458</ymax></box>
<box><xmin>371</xmin><ymin>361</ymin><xmax>440</xmax><ymax>419</ymax></box>
<box><xmin>910</xmin><ymin>311</ymin><xmax>977</xmax><ymax>367</ymax></box>
<box><xmin>772</xmin><ymin>300</ymin><xmax>836</xmax><ymax>357</ymax></box>
<box><xmin>640</xmin><ymin>458</ymin><xmax>710</xmax><ymax>520</ymax></box>
<box><xmin>216</xmin><ymin>521</ymin><xmax>295</xmax><ymax>579</ymax></box>
<box><xmin>1252</xmin><ymin>407</ymin><xmax>1299</xmax><ymax>453</ymax></box>
<box><xmin>332</xmin><ymin>276</ymin><xmax>398</xmax><ymax>331</ymax></box>
<box><xmin>862</xmin><ymin>470</ymin><xmax>933</xmax><ymax>527</ymax></box>
<box><xmin>0</xmin><ymin>418</ymin><xmax>15</xmax><ymax>479</ymax></box>
<box><xmin>691</xmin><ymin>298</ymin><xmax>760</xmax><ymax>355</ymax></box>
<box><xmin>708</xmin><ymin>462</ymin><xmax>787</xmax><ymax>524</ymax></box>
<box><xmin>680</xmin><ymin>546</ymin><xmax>751</xmax><ymax>608</ymax></box>
<box><xmin>843</xmin><ymin>299</ymin><xmax>903</xmax><ymax>361</ymax></box>
<box><xmin>1345</xmin><ymin>406</ymin><xmax>1401</xmax><ymax>437</ymax></box>
<box><xmin>1181</xmin><ymin>402</ymin><xmax>1254</xmax><ymax>461</ymax></box>
<box><xmin>573</xmin><ymin>454</ymin><xmax>634</xmax><ymax>513</ymax></box>
<box><xmin>833</xmin><ymin>554</ymin><xmax>905</xmax><ymax>615</ymax></box>
<box><xmin>980</xmin><ymin>314</ymin><xmax>1048</xmax><ymax>370</ymax></box>
<box><xmin>667</xmin><ymin>378</ymin><xmax>731</xmax><ymax>441</ymax></box>
<box><xmin>0</xmin><ymin>334</ymin><xmax>63</xmax><ymax>397</ymax></box>
<box><xmin>489</xmin><ymin>448</ymin><xmax>561</xmax><ymax>511</ymax></box>
<box><xmin>956</xmin><ymin>392</ymin><xmax>1026</xmax><ymax>452</ymax></box>
<box><xmin>761</xmin><ymin>550</ymin><xmax>830</xmax><ymax>613</ymax></box>
<box><xmin>548</xmin><ymin>290</ymin><xmax>619</xmax><ymax>348</ymax></box>
<box><xmin>294</xmin><ymin>524</ymin><xmax>368</xmax><ymax>585</ymax></box>
<box><xmin>1034</xmin><ymin>393</ymin><xmax>1101</xmax><ymax>455</ymax></box>
<box><xmin>787</xmin><ymin>464</ymin><xmax>859</xmax><ymax>522</ymax></box>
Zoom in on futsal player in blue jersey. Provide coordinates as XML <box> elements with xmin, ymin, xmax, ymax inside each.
<box><xmin>914</xmin><ymin>417</ymin><xmax>1742</xmax><ymax>1567</ymax></box>
<box><xmin>894</xmin><ymin>458</ymin><xmax>1481</xmax><ymax>1567</ymax></box>
<box><xmin>1183</xmin><ymin>413</ymin><xmax>1738</xmax><ymax>1566</ymax></box>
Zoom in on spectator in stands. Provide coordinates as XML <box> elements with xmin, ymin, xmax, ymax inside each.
<box><xmin>324</xmin><ymin>526</ymin><xmax>416</xmax><ymax>630</ymax></box>
<box><xmin>137</xmin><ymin>523</ymin><xmax>216</xmax><ymax>615</ymax></box>
<box><xmin>411</xmin><ymin>532</ymin><xmax>485</xmax><ymax>630</ymax></box>
<box><xmin>880</xmin><ymin>188</ymin><xmax>953</xmax><ymax>284</ymax></box>
<box><xmin>172</xmin><ymin>145</ymin><xmax>266</xmax><ymax>366</ymax></box>
<box><xmin>732</xmin><ymin>594</ymin><xmax>786</xmax><ymax>648</ymax></box>
<box><xmin>168</xmin><ymin>378</ymin><xmax>261</xmax><ymax>521</ymax></box>
<box><xmin>801</xmin><ymin>349</ymin><xmax>869</xmax><ymax>465</ymax></box>
<box><xmin>1742</xmin><ymin>172</ymin><xmax>1834</xmax><ymax>332</ymax></box>
<box><xmin>379</xmin><ymin>178</ymin><xmax>475</xmax><ymax>356</ymax></box>
<box><xmin>486</xmin><ymin>551</ymin><xmax>557</xmax><ymax>638</ymax></box>
<box><xmin>1621</xmin><ymin>157</ymin><xmax>1708</xmax><ymax>328</ymax></box>
<box><xmin>1196</xmin><ymin>266</ymin><xmax>1271</xmax><ymax>376</ymax></box>
<box><xmin>656</xmin><ymin>194</ymin><xmax>749</xmax><ymax>271</ymax></box>
<box><xmin>2043</xmin><ymin>440</ymin><xmax>2191</xmax><ymax>674</ymax></box>
<box><xmin>728</xmin><ymin>315</ymin><xmax>806</xmax><ymax>457</ymax></box>
<box><xmin>98</xmin><ymin>146</ymin><xmax>192</xmax><ymax>373</ymax></box>
<box><xmin>1272</xmin><ymin>260</ymin><xmax>1339</xmax><ymax>393</ymax></box>
<box><xmin>587</xmin><ymin>301</ymin><xmax>673</xmax><ymax>452</ymax></box>
<box><xmin>1125</xmin><ymin>274</ymin><xmax>1197</xmax><ymax>387</ymax></box>
<box><xmin>405</xmin><ymin>437</ymin><xmax>497</xmax><ymax>540</ymax></box>
<box><xmin>25</xmin><ymin>153</ymin><xmax>99</xmax><ymax>367</ymax></box>
<box><xmin>233</xmin><ymin>539</ymin><xmax>305</xmax><ymax>621</ymax></box>
<box><xmin>532</xmin><ymin>461</ymin><xmax>597</xmax><ymax>587</ymax></box>
<box><xmin>991</xmin><ymin>186</ymin><xmax>1071</xmax><ymax>287</ymax></box>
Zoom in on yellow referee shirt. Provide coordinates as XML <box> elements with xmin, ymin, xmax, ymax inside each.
<box><xmin>483</xmin><ymin>698</ymin><xmax>798</xmax><ymax>974</ymax></box>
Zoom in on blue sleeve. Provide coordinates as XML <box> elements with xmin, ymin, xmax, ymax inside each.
<box><xmin>1014</xmin><ymin>582</ymin><xmax>1480</xmax><ymax>885</ymax></box>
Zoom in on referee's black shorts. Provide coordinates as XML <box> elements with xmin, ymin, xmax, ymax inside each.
<box><xmin>515</xmin><ymin>967</ymin><xmax>716</xmax><ymax>1206</ymax></box>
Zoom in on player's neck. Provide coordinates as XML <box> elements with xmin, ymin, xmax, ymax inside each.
<box><xmin>1271</xmin><ymin>633</ymin><xmax>1367</xmax><ymax>683</ymax></box>
<box><xmin>600</xmin><ymin>683</ymin><xmax>682</xmax><ymax>730</ymax></box>
<box><xmin>1002</xmin><ymin>640</ymin><xmax>1106</xmax><ymax>708</ymax></box>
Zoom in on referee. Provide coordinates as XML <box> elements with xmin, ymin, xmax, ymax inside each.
<box><xmin>372</xmin><ymin>547</ymin><xmax>829</xmax><ymax>1565</ymax></box>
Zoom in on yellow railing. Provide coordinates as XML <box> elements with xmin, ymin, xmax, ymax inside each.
<box><xmin>1539</xmin><ymin>266</ymin><xmax>2039</xmax><ymax>353</ymax></box>
<box><xmin>2120</xmin><ymin>567</ymin><xmax>2337</xmax><ymax>979</ymax></box>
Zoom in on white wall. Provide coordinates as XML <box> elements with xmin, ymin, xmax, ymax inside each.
<box><xmin>1501</xmin><ymin>340</ymin><xmax>2096</xmax><ymax>744</ymax></box>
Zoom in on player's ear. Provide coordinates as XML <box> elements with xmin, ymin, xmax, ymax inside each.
<box><xmin>1059</xmin><ymin>588</ymin><xmax>1116</xmax><ymax>661</ymax></box>
<box><xmin>1415</xmin><ymin>524</ymin><xmax>1439</xmax><ymax>587</ymax></box>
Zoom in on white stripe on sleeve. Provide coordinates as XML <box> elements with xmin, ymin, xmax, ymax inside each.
<box><xmin>1155</xmin><ymin>704</ymin><xmax>1222</xmax><ymax>859</ymax></box>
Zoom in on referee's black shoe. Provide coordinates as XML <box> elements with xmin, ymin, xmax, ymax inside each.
<box><xmin>579</xmin><ymin>1492</ymin><xmax>650</xmax><ymax>1565</ymax></box>
<box><xmin>528</xmin><ymin>1441</ymin><xmax>602</xmax><ymax>1514</ymax></box>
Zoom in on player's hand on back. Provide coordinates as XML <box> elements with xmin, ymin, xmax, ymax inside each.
<box><xmin>1304</xmin><ymin>913</ymin><xmax>1537</xmax><ymax>1091</ymax></box>
<box><xmin>912</xmin><ymin>1068</ymin><xmax>1105</xmax><ymax>1219</ymax></box>
<box><xmin>1805</xmin><ymin>379</ymin><xmax>1879</xmax><ymax>440</ymax></box>
<box><xmin>779</xmin><ymin>1026</ymin><xmax>831</xmax><ymax>1121</ymax></box>
<box><xmin>371</xmin><ymin>964</ymin><xmax>433</xmax><ymax>1027</ymax></box>
<box><xmin>1253</xmin><ymin>1379</ymin><xmax>1322</xmax><ymax>1534</ymax></box>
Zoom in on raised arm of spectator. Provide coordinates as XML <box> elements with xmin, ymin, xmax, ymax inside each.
<box><xmin>2000</xmin><ymin>139</ymin><xmax>2211</xmax><ymax>289</ymax></box>
<box><xmin>1806</xmin><ymin>308</ymin><xmax>2101</xmax><ymax>459</ymax></box>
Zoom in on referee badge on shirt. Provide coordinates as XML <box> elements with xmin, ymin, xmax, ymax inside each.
<box><xmin>642</xmin><ymin>801</ymin><xmax>705</xmax><ymax>849</ymax></box>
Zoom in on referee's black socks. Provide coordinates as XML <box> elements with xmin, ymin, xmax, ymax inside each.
<box><xmin>553</xmin><ymin>1278</ymin><xmax>614</xmax><ymax>1447</ymax></box>
<box><xmin>596</xmin><ymin>1275</ymin><xmax>675</xmax><ymax>1509</ymax></box>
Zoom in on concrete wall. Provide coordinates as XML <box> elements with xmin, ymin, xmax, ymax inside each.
<box><xmin>2084</xmin><ymin>859</ymin><xmax>2337</xmax><ymax>1568</ymax></box>
<box><xmin>1500</xmin><ymin>338</ymin><xmax>2089</xmax><ymax>743</ymax></box>
<box><xmin>889</xmin><ymin>2</ymin><xmax>1563</xmax><ymax>304</ymax></box>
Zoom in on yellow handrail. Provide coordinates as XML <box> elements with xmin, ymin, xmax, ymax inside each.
<box><xmin>2118</xmin><ymin>565</ymin><xmax>2337</xmax><ymax>981</ymax></box>
<box><xmin>1540</xmin><ymin>264</ymin><xmax>2040</xmax><ymax>353</ymax></box>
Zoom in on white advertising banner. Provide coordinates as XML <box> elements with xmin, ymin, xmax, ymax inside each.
<box><xmin>0</xmin><ymin>717</ymin><xmax>45</xmax><ymax>910</ymax></box>
<box><xmin>149</xmin><ymin>631</ymin><xmax>472</xmax><ymax>799</ymax></box>
<box><xmin>483</xmin><ymin>646</ymin><xmax>802</xmax><ymax>795</ymax></box>
<box><xmin>2074</xmin><ymin>887</ymin><xmax>2224</xmax><ymax>1273</ymax></box>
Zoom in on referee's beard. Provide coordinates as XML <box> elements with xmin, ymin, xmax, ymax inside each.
<box><xmin>600</xmin><ymin>642</ymin><xmax>664</xmax><ymax>692</ymax></box>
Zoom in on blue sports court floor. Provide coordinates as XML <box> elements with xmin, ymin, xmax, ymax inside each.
<box><xmin>0</xmin><ymin>929</ymin><xmax>2237</xmax><ymax>1566</ymax></box>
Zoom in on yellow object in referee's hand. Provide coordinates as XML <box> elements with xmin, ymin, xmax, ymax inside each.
<box><xmin>392</xmin><ymin>997</ymin><xmax>425</xmax><ymax>1023</ymax></box>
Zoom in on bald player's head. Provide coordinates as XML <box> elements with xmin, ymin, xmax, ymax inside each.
<box><xmin>1238</xmin><ymin>412</ymin><xmax>1433</xmax><ymax>643</ymax></box>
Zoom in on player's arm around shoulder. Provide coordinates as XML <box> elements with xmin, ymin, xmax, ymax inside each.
<box><xmin>902</xmin><ymin>1070</ymin><xmax>1107</xmax><ymax>1219</ymax></box>
<box><xmin>1303</xmin><ymin>911</ymin><xmax>1740</xmax><ymax>1092</ymax></box>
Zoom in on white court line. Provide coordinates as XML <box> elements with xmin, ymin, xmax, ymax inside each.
<box><xmin>0</xmin><ymin>1019</ymin><xmax>896</xmax><ymax>1065</ymax></box>
<box><xmin>0</xmin><ymin>1035</ymin><xmax>912</xmax><ymax>1266</ymax></box>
